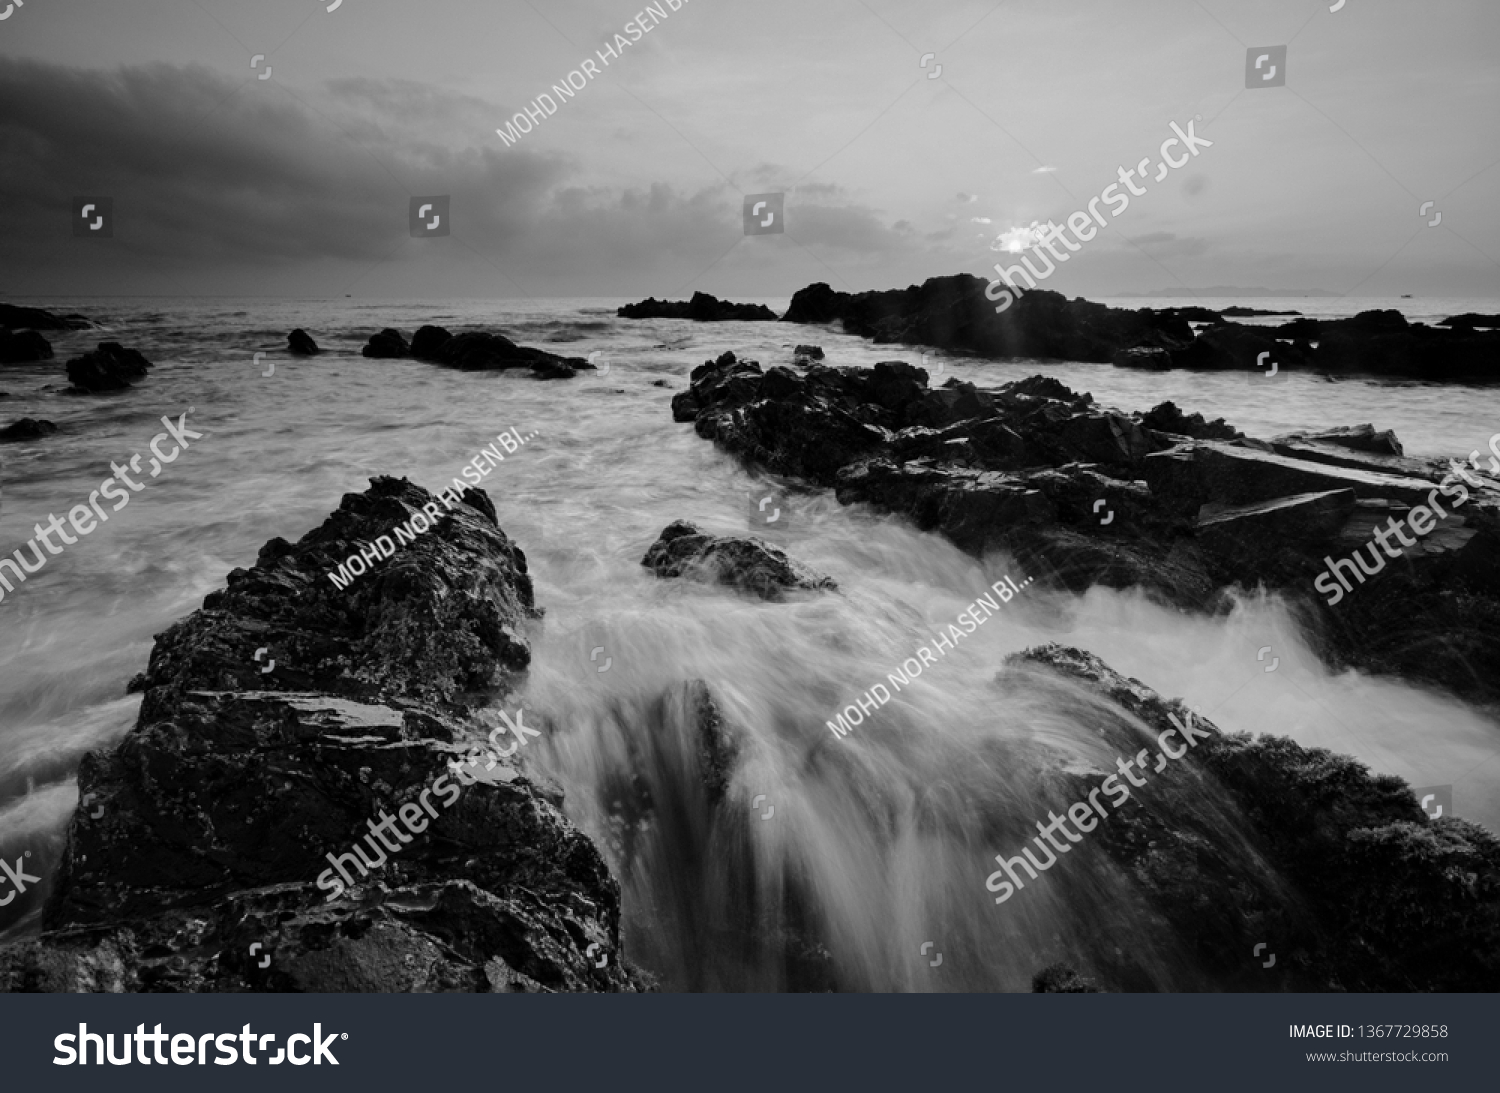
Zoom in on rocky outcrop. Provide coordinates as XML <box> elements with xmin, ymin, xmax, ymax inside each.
<box><xmin>617</xmin><ymin>292</ymin><xmax>777</xmax><ymax>322</ymax></box>
<box><xmin>641</xmin><ymin>520</ymin><xmax>837</xmax><ymax>601</ymax></box>
<box><xmin>64</xmin><ymin>342</ymin><xmax>152</xmax><ymax>393</ymax></box>
<box><xmin>0</xmin><ymin>418</ymin><xmax>57</xmax><ymax>442</ymax></box>
<box><xmin>0</xmin><ymin>477</ymin><xmax>646</xmax><ymax>993</ymax></box>
<box><xmin>670</xmin><ymin>352</ymin><xmax>1500</xmax><ymax>704</ymax></box>
<box><xmin>0</xmin><ymin>304</ymin><xmax>90</xmax><ymax>331</ymax></box>
<box><xmin>0</xmin><ymin>329</ymin><xmax>53</xmax><ymax>364</ymax></box>
<box><xmin>287</xmin><ymin>329</ymin><xmax>319</xmax><ymax>356</ymax></box>
<box><xmin>1008</xmin><ymin>643</ymin><xmax>1500</xmax><ymax>991</ymax></box>
<box><xmin>781</xmin><ymin>276</ymin><xmax>1500</xmax><ymax>382</ymax></box>
<box><xmin>1440</xmin><ymin>313</ymin><xmax>1500</xmax><ymax>330</ymax></box>
<box><xmin>400</xmin><ymin>326</ymin><xmax>592</xmax><ymax>380</ymax></box>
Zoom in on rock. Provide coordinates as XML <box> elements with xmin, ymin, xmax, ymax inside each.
<box><xmin>641</xmin><ymin>520</ymin><xmax>837</xmax><ymax>601</ymax></box>
<box><xmin>287</xmin><ymin>329</ymin><xmax>319</xmax><ymax>356</ymax></box>
<box><xmin>361</xmin><ymin>328</ymin><xmax>410</xmax><ymax>359</ymax></box>
<box><xmin>779</xmin><ymin>274</ymin><xmax>1499</xmax><ymax>382</ymax></box>
<box><xmin>1221</xmin><ymin>305</ymin><xmax>1301</xmax><ymax>316</ymax></box>
<box><xmin>0</xmin><ymin>476</ymin><xmax>646</xmax><ymax>993</ymax></box>
<box><xmin>410</xmin><ymin>325</ymin><xmax>453</xmax><ymax>360</ymax></box>
<box><xmin>1006</xmin><ymin>643</ymin><xmax>1500</xmax><ymax>992</ymax></box>
<box><xmin>652</xmin><ymin>379</ymin><xmax>670</xmax><ymax>388</ymax></box>
<box><xmin>1439</xmin><ymin>313</ymin><xmax>1500</xmax><ymax>330</ymax></box>
<box><xmin>1274</xmin><ymin>423</ymin><xmax>1404</xmax><ymax>457</ymax></box>
<box><xmin>1112</xmin><ymin>346</ymin><xmax>1172</xmax><ymax>370</ymax></box>
<box><xmin>0</xmin><ymin>329</ymin><xmax>53</xmax><ymax>364</ymax></box>
<box><xmin>618</xmin><ymin>292</ymin><xmax>777</xmax><ymax>322</ymax></box>
<box><xmin>792</xmin><ymin>344</ymin><xmax>825</xmax><ymax>363</ymax></box>
<box><xmin>0</xmin><ymin>418</ymin><xmax>57</xmax><ymax>442</ymax></box>
<box><xmin>1032</xmin><ymin>963</ymin><xmax>1104</xmax><ymax>992</ymax></box>
<box><xmin>64</xmin><ymin>342</ymin><xmax>152</xmax><ymax>392</ymax></box>
<box><xmin>1141</xmin><ymin>400</ymin><xmax>1242</xmax><ymax>440</ymax></box>
<box><xmin>668</xmin><ymin>348</ymin><xmax>1500</xmax><ymax>704</ymax></box>
<box><xmin>0</xmin><ymin>303</ymin><xmax>90</xmax><ymax>331</ymax></box>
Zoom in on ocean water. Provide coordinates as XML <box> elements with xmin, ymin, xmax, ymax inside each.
<box><xmin>1</xmin><ymin>294</ymin><xmax>1497</xmax><ymax>988</ymax></box>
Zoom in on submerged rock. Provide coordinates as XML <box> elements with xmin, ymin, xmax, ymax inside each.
<box><xmin>617</xmin><ymin>292</ymin><xmax>777</xmax><ymax>322</ymax></box>
<box><xmin>1006</xmin><ymin>643</ymin><xmax>1500</xmax><ymax>992</ymax></box>
<box><xmin>287</xmin><ymin>328</ymin><xmax>320</xmax><ymax>356</ymax></box>
<box><xmin>0</xmin><ymin>418</ymin><xmax>57</xmax><ymax>442</ymax></box>
<box><xmin>64</xmin><ymin>342</ymin><xmax>152</xmax><ymax>393</ymax></box>
<box><xmin>407</xmin><ymin>326</ymin><xmax>592</xmax><ymax>379</ymax></box>
<box><xmin>641</xmin><ymin>520</ymin><xmax>837</xmax><ymax>601</ymax></box>
<box><xmin>0</xmin><ymin>477</ymin><xmax>646</xmax><ymax>993</ymax></box>
<box><xmin>0</xmin><ymin>329</ymin><xmax>53</xmax><ymax>364</ymax></box>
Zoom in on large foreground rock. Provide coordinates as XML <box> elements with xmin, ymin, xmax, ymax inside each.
<box><xmin>64</xmin><ymin>342</ymin><xmax>152</xmax><ymax>393</ymax></box>
<box><xmin>671</xmin><ymin>352</ymin><xmax>1500</xmax><ymax>704</ymax></box>
<box><xmin>0</xmin><ymin>477</ymin><xmax>645</xmax><ymax>992</ymax></box>
<box><xmin>1005</xmin><ymin>644</ymin><xmax>1500</xmax><ymax>991</ymax></box>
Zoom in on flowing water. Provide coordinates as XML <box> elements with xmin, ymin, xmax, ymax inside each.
<box><xmin>2</xmin><ymin>295</ymin><xmax>1498</xmax><ymax>988</ymax></box>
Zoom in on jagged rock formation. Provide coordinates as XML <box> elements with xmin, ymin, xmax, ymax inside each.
<box><xmin>0</xmin><ymin>477</ymin><xmax>646</xmax><ymax>993</ymax></box>
<box><xmin>671</xmin><ymin>352</ymin><xmax>1500</xmax><ymax>703</ymax></box>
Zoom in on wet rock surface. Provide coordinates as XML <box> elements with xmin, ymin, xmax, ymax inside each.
<box><xmin>782</xmin><ymin>275</ymin><xmax>1500</xmax><ymax>381</ymax></box>
<box><xmin>64</xmin><ymin>342</ymin><xmax>153</xmax><ymax>393</ymax></box>
<box><xmin>672</xmin><ymin>351</ymin><xmax>1500</xmax><ymax>703</ymax></box>
<box><xmin>618</xmin><ymin>292</ymin><xmax>777</xmax><ymax>322</ymax></box>
<box><xmin>641</xmin><ymin>520</ymin><xmax>838</xmax><ymax>601</ymax></box>
<box><xmin>1008</xmin><ymin>644</ymin><xmax>1500</xmax><ymax>991</ymax></box>
<box><xmin>0</xmin><ymin>477</ymin><xmax>646</xmax><ymax>992</ymax></box>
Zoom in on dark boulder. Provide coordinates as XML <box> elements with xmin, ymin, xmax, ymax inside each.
<box><xmin>410</xmin><ymin>324</ymin><xmax>454</xmax><ymax>360</ymax></box>
<box><xmin>0</xmin><ymin>418</ymin><xmax>57</xmax><ymax>442</ymax></box>
<box><xmin>287</xmin><ymin>329</ymin><xmax>319</xmax><ymax>356</ymax></box>
<box><xmin>1141</xmin><ymin>400</ymin><xmax>1242</xmax><ymax>440</ymax></box>
<box><xmin>361</xmin><ymin>328</ymin><xmax>410</xmax><ymax>359</ymax></box>
<box><xmin>65</xmin><ymin>342</ymin><xmax>152</xmax><ymax>392</ymax></box>
<box><xmin>0</xmin><ymin>477</ymin><xmax>646</xmax><ymax>993</ymax></box>
<box><xmin>792</xmin><ymin>344</ymin><xmax>825</xmax><ymax>363</ymax></box>
<box><xmin>1439</xmin><ymin>313</ymin><xmax>1500</xmax><ymax>330</ymax></box>
<box><xmin>428</xmin><ymin>330</ymin><xmax>591</xmax><ymax>379</ymax></box>
<box><xmin>641</xmin><ymin>520</ymin><xmax>837</xmax><ymax>601</ymax></box>
<box><xmin>0</xmin><ymin>329</ymin><xmax>53</xmax><ymax>364</ymax></box>
<box><xmin>617</xmin><ymin>292</ymin><xmax>777</xmax><ymax>322</ymax></box>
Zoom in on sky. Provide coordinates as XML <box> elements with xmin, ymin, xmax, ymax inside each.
<box><xmin>0</xmin><ymin>0</ymin><xmax>1496</xmax><ymax>300</ymax></box>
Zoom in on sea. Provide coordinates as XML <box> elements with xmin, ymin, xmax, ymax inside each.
<box><xmin>1</xmin><ymin>293</ymin><xmax>1497</xmax><ymax>989</ymax></box>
